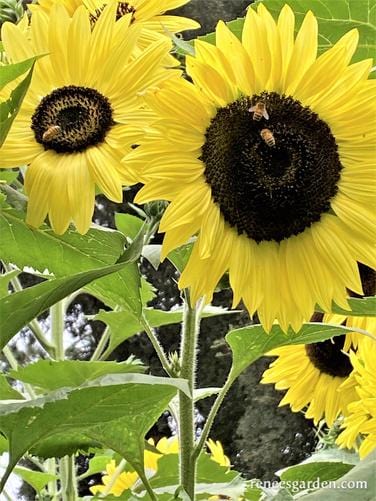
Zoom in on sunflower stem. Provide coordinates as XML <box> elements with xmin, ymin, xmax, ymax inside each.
<box><xmin>192</xmin><ymin>376</ymin><xmax>233</xmax><ymax>463</ymax></box>
<box><xmin>179</xmin><ymin>290</ymin><xmax>202</xmax><ymax>499</ymax></box>
<box><xmin>60</xmin><ymin>455</ymin><xmax>78</xmax><ymax>501</ymax></box>
<box><xmin>51</xmin><ymin>301</ymin><xmax>65</xmax><ymax>361</ymax></box>
<box><xmin>141</xmin><ymin>316</ymin><xmax>174</xmax><ymax>377</ymax></box>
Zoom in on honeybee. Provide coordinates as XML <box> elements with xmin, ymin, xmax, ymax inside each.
<box><xmin>42</xmin><ymin>125</ymin><xmax>61</xmax><ymax>141</ymax></box>
<box><xmin>249</xmin><ymin>101</ymin><xmax>269</xmax><ymax>121</ymax></box>
<box><xmin>260</xmin><ymin>128</ymin><xmax>275</xmax><ymax>147</ymax></box>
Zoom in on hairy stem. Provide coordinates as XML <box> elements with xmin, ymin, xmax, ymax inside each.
<box><xmin>60</xmin><ymin>456</ymin><xmax>78</xmax><ymax>501</ymax></box>
<box><xmin>192</xmin><ymin>376</ymin><xmax>233</xmax><ymax>463</ymax></box>
<box><xmin>179</xmin><ymin>292</ymin><xmax>202</xmax><ymax>499</ymax></box>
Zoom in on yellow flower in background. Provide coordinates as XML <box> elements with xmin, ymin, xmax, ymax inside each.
<box><xmin>30</xmin><ymin>0</ymin><xmax>199</xmax><ymax>42</ymax></box>
<box><xmin>90</xmin><ymin>436</ymin><xmax>228</xmax><ymax>497</ymax></box>
<box><xmin>337</xmin><ymin>339</ymin><xmax>376</xmax><ymax>458</ymax></box>
<box><xmin>261</xmin><ymin>339</ymin><xmax>358</xmax><ymax>427</ymax></box>
<box><xmin>206</xmin><ymin>439</ymin><xmax>231</xmax><ymax>468</ymax></box>
<box><xmin>0</xmin><ymin>3</ymin><xmax>173</xmax><ymax>234</ymax></box>
<box><xmin>90</xmin><ymin>460</ymin><xmax>138</xmax><ymax>496</ymax></box>
<box><xmin>125</xmin><ymin>3</ymin><xmax>376</xmax><ymax>332</ymax></box>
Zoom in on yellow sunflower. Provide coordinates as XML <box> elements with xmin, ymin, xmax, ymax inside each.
<box><xmin>0</xmin><ymin>3</ymin><xmax>173</xmax><ymax>234</ymax></box>
<box><xmin>337</xmin><ymin>338</ymin><xmax>376</xmax><ymax>458</ymax></box>
<box><xmin>261</xmin><ymin>337</ymin><xmax>358</xmax><ymax>427</ymax></box>
<box><xmin>30</xmin><ymin>0</ymin><xmax>199</xmax><ymax>42</ymax></box>
<box><xmin>90</xmin><ymin>435</ymin><xmax>228</xmax><ymax>496</ymax></box>
<box><xmin>206</xmin><ymin>439</ymin><xmax>231</xmax><ymax>468</ymax></box>
<box><xmin>124</xmin><ymin>3</ymin><xmax>376</xmax><ymax>332</ymax></box>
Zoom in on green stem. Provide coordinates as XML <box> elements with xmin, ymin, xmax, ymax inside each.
<box><xmin>46</xmin><ymin>458</ymin><xmax>58</xmax><ymax>499</ymax></box>
<box><xmin>90</xmin><ymin>324</ymin><xmax>111</xmax><ymax>361</ymax></box>
<box><xmin>60</xmin><ymin>456</ymin><xmax>77</xmax><ymax>501</ymax></box>
<box><xmin>179</xmin><ymin>291</ymin><xmax>201</xmax><ymax>499</ymax></box>
<box><xmin>192</xmin><ymin>376</ymin><xmax>233</xmax><ymax>463</ymax></box>
<box><xmin>141</xmin><ymin>316</ymin><xmax>174</xmax><ymax>377</ymax></box>
<box><xmin>50</xmin><ymin>302</ymin><xmax>65</xmax><ymax>360</ymax></box>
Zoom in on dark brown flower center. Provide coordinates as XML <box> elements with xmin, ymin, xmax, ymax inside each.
<box><xmin>305</xmin><ymin>337</ymin><xmax>352</xmax><ymax>378</ymax></box>
<box><xmin>31</xmin><ymin>86</ymin><xmax>113</xmax><ymax>154</ymax></box>
<box><xmin>202</xmin><ymin>92</ymin><xmax>342</xmax><ymax>242</ymax></box>
<box><xmin>90</xmin><ymin>2</ymin><xmax>136</xmax><ymax>25</ymax></box>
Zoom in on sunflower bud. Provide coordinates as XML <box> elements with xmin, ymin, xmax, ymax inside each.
<box><xmin>0</xmin><ymin>0</ymin><xmax>24</xmax><ymax>24</ymax></box>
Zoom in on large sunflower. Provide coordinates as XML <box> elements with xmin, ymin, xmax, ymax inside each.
<box><xmin>124</xmin><ymin>3</ymin><xmax>376</xmax><ymax>332</ymax></box>
<box><xmin>0</xmin><ymin>3</ymin><xmax>174</xmax><ymax>234</ymax></box>
<box><xmin>336</xmin><ymin>337</ymin><xmax>376</xmax><ymax>458</ymax></box>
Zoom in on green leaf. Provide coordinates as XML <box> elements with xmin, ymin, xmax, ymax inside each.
<box><xmin>300</xmin><ymin>451</ymin><xmax>376</xmax><ymax>500</ymax></box>
<box><xmin>80</xmin><ymin>454</ymin><xmax>113</xmax><ymax>479</ymax></box>
<box><xmin>226</xmin><ymin>322</ymin><xmax>357</xmax><ymax>383</ymax></box>
<box><xmin>279</xmin><ymin>462</ymin><xmax>354</xmax><ymax>493</ymax></box>
<box><xmin>322</xmin><ymin>296</ymin><xmax>376</xmax><ymax>317</ymax></box>
<box><xmin>0</xmin><ymin>59</ymin><xmax>37</xmax><ymax>146</ymax></box>
<box><xmin>0</xmin><ymin>259</ymin><xmax>141</xmax><ymax>350</ymax></box>
<box><xmin>115</xmin><ymin>213</ymin><xmax>143</xmax><ymax>240</ymax></box>
<box><xmin>167</xmin><ymin>243</ymin><xmax>193</xmax><ymax>273</ymax></box>
<box><xmin>199</xmin><ymin>1</ymin><xmax>375</xmax><ymax>74</ymax></box>
<box><xmin>9</xmin><ymin>359</ymin><xmax>144</xmax><ymax>392</ymax></box>
<box><xmin>0</xmin><ymin>57</ymin><xmax>36</xmax><ymax>90</ymax></box>
<box><xmin>0</xmin><ymin>170</ymin><xmax>18</xmax><ymax>184</ymax></box>
<box><xmin>0</xmin><ymin>374</ymin><xmax>24</xmax><ymax>400</ymax></box>
<box><xmin>243</xmin><ymin>484</ymin><xmax>263</xmax><ymax>500</ymax></box>
<box><xmin>96</xmin><ymin>305</ymin><xmax>237</xmax><ymax>357</ymax></box>
<box><xmin>0</xmin><ymin>269</ymin><xmax>19</xmax><ymax>299</ymax></box>
<box><xmin>14</xmin><ymin>467</ymin><xmax>57</xmax><ymax>494</ymax></box>
<box><xmin>148</xmin><ymin>452</ymin><xmax>245</xmax><ymax>497</ymax></box>
<box><xmin>0</xmin><ymin>374</ymin><xmax>189</xmax><ymax>492</ymax></box>
<box><xmin>0</xmin><ymin>209</ymin><xmax>142</xmax><ymax>314</ymax></box>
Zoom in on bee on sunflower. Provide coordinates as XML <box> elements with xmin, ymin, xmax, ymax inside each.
<box><xmin>124</xmin><ymin>3</ymin><xmax>376</xmax><ymax>332</ymax></box>
<box><xmin>0</xmin><ymin>3</ymin><xmax>176</xmax><ymax>234</ymax></box>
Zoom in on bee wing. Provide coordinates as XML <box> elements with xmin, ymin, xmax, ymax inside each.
<box><xmin>249</xmin><ymin>105</ymin><xmax>256</xmax><ymax>112</ymax></box>
<box><xmin>263</xmin><ymin>109</ymin><xmax>269</xmax><ymax>120</ymax></box>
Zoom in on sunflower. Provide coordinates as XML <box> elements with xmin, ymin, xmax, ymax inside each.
<box><xmin>124</xmin><ymin>3</ymin><xmax>376</xmax><ymax>332</ymax></box>
<box><xmin>90</xmin><ymin>436</ymin><xmax>228</xmax><ymax>496</ymax></box>
<box><xmin>261</xmin><ymin>337</ymin><xmax>358</xmax><ymax>427</ymax></box>
<box><xmin>30</xmin><ymin>0</ymin><xmax>199</xmax><ymax>45</ymax></box>
<box><xmin>336</xmin><ymin>338</ymin><xmax>376</xmax><ymax>458</ymax></box>
<box><xmin>0</xmin><ymin>3</ymin><xmax>174</xmax><ymax>234</ymax></box>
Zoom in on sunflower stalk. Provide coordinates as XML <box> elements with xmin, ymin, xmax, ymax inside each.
<box><xmin>178</xmin><ymin>290</ymin><xmax>203</xmax><ymax>498</ymax></box>
<box><xmin>60</xmin><ymin>455</ymin><xmax>78</xmax><ymax>501</ymax></box>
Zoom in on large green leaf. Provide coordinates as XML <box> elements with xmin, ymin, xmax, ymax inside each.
<box><xmin>0</xmin><ymin>58</ymin><xmax>39</xmax><ymax>146</ymax></box>
<box><xmin>0</xmin><ymin>373</ymin><xmax>189</xmax><ymax>492</ymax></box>
<box><xmin>0</xmin><ymin>209</ymin><xmax>142</xmax><ymax>313</ymax></box>
<box><xmin>200</xmin><ymin>0</ymin><xmax>375</xmax><ymax>70</ymax></box>
<box><xmin>300</xmin><ymin>451</ymin><xmax>376</xmax><ymax>500</ymax></box>
<box><xmin>320</xmin><ymin>296</ymin><xmax>376</xmax><ymax>317</ymax></box>
<box><xmin>226</xmin><ymin>322</ymin><xmax>358</xmax><ymax>383</ymax></box>
<box><xmin>279</xmin><ymin>462</ymin><xmax>354</xmax><ymax>493</ymax></box>
<box><xmin>95</xmin><ymin>305</ymin><xmax>237</xmax><ymax>357</ymax></box>
<box><xmin>0</xmin><ymin>259</ymin><xmax>141</xmax><ymax>350</ymax></box>
<box><xmin>9</xmin><ymin>359</ymin><xmax>144</xmax><ymax>392</ymax></box>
